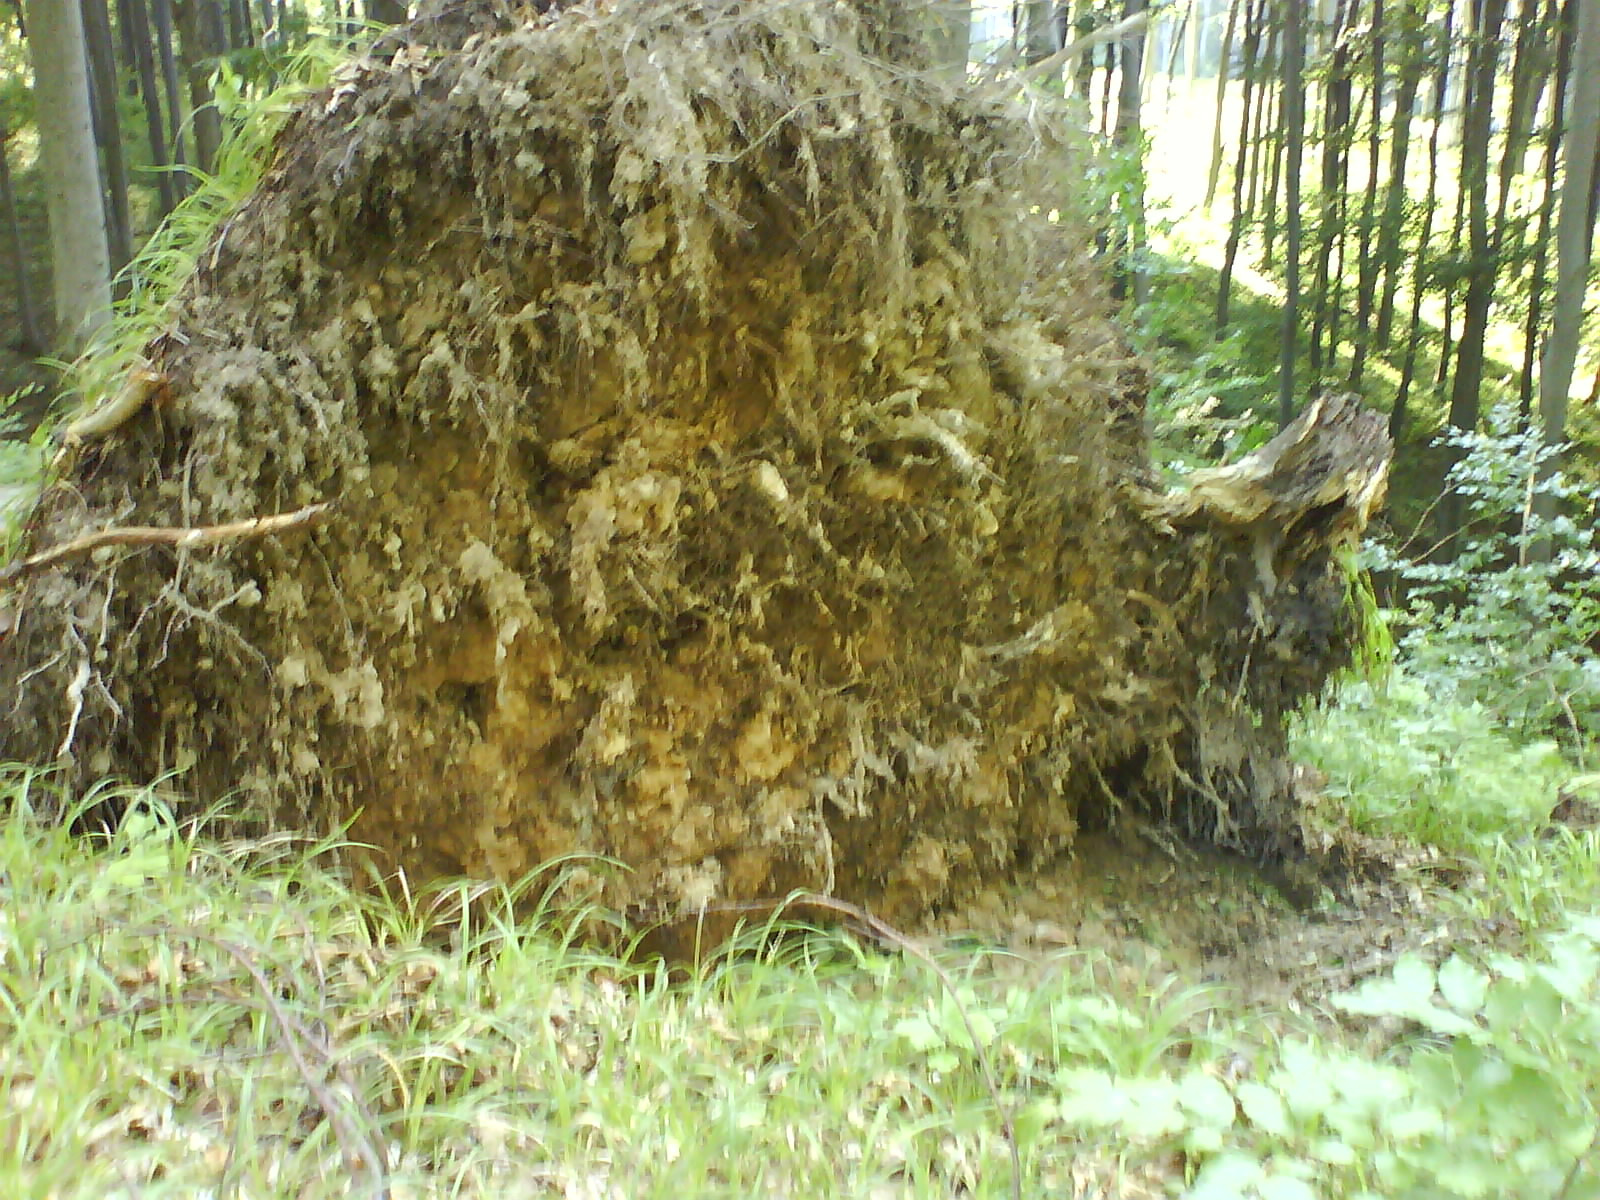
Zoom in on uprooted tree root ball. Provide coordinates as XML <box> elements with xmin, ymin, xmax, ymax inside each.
<box><xmin>0</xmin><ymin>0</ymin><xmax>1389</xmax><ymax>925</ymax></box>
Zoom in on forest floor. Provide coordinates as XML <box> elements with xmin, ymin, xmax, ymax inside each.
<box><xmin>6</xmin><ymin>748</ymin><xmax>1594</xmax><ymax>1199</ymax></box>
<box><xmin>928</xmin><ymin>822</ymin><xmax>1482</xmax><ymax>1023</ymax></box>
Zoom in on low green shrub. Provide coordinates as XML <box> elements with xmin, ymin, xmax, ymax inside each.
<box><xmin>1368</xmin><ymin>410</ymin><xmax>1600</xmax><ymax>744</ymax></box>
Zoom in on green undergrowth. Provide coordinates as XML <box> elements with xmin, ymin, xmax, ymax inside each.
<box><xmin>4</xmin><ymin>751</ymin><xmax>1600</xmax><ymax>1200</ymax></box>
<box><xmin>1295</xmin><ymin>674</ymin><xmax>1573</xmax><ymax>853</ymax></box>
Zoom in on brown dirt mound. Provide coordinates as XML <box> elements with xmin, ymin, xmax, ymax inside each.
<box><xmin>0</xmin><ymin>0</ymin><xmax>1388</xmax><ymax>924</ymax></box>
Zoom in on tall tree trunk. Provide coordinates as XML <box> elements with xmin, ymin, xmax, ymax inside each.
<box><xmin>1537</xmin><ymin>0</ymin><xmax>1600</xmax><ymax>458</ymax></box>
<box><xmin>1392</xmin><ymin>3</ymin><xmax>1455</xmax><ymax>440</ymax></box>
<box><xmin>0</xmin><ymin>117</ymin><xmax>46</xmax><ymax>355</ymax></box>
<box><xmin>1072</xmin><ymin>0</ymin><xmax>1098</xmax><ymax>98</ymax></box>
<box><xmin>1099</xmin><ymin>39</ymin><xmax>1116</xmax><ymax>135</ymax></box>
<box><xmin>1184</xmin><ymin>0</ymin><xmax>1201</xmax><ymax>84</ymax></box>
<box><xmin>1309</xmin><ymin>0</ymin><xmax>1355</xmax><ymax>382</ymax></box>
<box><xmin>1325</xmin><ymin>100</ymin><xmax>1353</xmax><ymax>368</ymax></box>
<box><xmin>1205</xmin><ymin>0</ymin><xmax>1245</xmax><ymax>207</ymax></box>
<box><xmin>79</xmin><ymin>0</ymin><xmax>133</xmax><ymax>279</ymax></box>
<box><xmin>1520</xmin><ymin>0</ymin><xmax>1577</xmax><ymax>426</ymax></box>
<box><xmin>115</xmin><ymin>0</ymin><xmax>138</xmax><ymax>86</ymax></box>
<box><xmin>1491</xmin><ymin>0</ymin><xmax>1549</xmax><ymax>254</ymax></box>
<box><xmin>174</xmin><ymin>0</ymin><xmax>225</xmax><ymax>177</ymax></box>
<box><xmin>1261</xmin><ymin>14</ymin><xmax>1287</xmax><ymax>264</ymax></box>
<box><xmin>1370</xmin><ymin>2</ymin><xmax>1427</xmax><ymax>354</ymax></box>
<box><xmin>1244</xmin><ymin>16</ymin><xmax>1276</xmax><ymax>224</ymax></box>
<box><xmin>225</xmin><ymin>0</ymin><xmax>246</xmax><ymax>47</ymax></box>
<box><xmin>1439</xmin><ymin>0</ymin><xmax>1509</xmax><ymax>550</ymax></box>
<box><xmin>150</xmin><ymin>0</ymin><xmax>190</xmax><ymax>198</ymax></box>
<box><xmin>1114</xmin><ymin>0</ymin><xmax>1150</xmax><ymax>306</ymax></box>
<box><xmin>1163</xmin><ymin>1</ymin><xmax>1191</xmax><ymax>108</ymax></box>
<box><xmin>21</xmin><ymin>0</ymin><xmax>113</xmax><ymax>349</ymax></box>
<box><xmin>1346</xmin><ymin>0</ymin><xmax>1386</xmax><ymax>387</ymax></box>
<box><xmin>1278</xmin><ymin>0</ymin><xmax>1306</xmax><ymax>427</ymax></box>
<box><xmin>1139</xmin><ymin>9</ymin><xmax>1159</xmax><ymax>105</ymax></box>
<box><xmin>1432</xmin><ymin>74</ymin><xmax>1472</xmax><ymax>397</ymax></box>
<box><xmin>1216</xmin><ymin>0</ymin><xmax>1264</xmax><ymax>329</ymax></box>
<box><xmin>124</xmin><ymin>0</ymin><xmax>177</xmax><ymax>216</ymax></box>
<box><xmin>1444</xmin><ymin>0</ymin><xmax>1508</xmax><ymax>436</ymax></box>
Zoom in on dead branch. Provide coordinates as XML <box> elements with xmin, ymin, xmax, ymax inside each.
<box><xmin>1019</xmin><ymin>12</ymin><xmax>1153</xmax><ymax>83</ymax></box>
<box><xmin>1</xmin><ymin>503</ymin><xmax>333</xmax><ymax>587</ymax></box>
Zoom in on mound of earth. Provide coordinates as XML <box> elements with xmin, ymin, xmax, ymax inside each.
<box><xmin>0</xmin><ymin>0</ymin><xmax>1388</xmax><ymax>924</ymax></box>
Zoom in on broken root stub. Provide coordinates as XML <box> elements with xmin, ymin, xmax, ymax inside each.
<box><xmin>0</xmin><ymin>0</ymin><xmax>1390</xmax><ymax>925</ymax></box>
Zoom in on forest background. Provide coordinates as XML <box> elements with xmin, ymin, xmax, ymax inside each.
<box><xmin>5</xmin><ymin>1</ymin><xmax>1600</xmax><ymax>1197</ymax></box>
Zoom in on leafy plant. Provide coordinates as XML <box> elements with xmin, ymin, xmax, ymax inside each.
<box><xmin>1294</xmin><ymin>673</ymin><xmax>1570</xmax><ymax>850</ymax></box>
<box><xmin>1368</xmin><ymin>409</ymin><xmax>1600</xmax><ymax>743</ymax></box>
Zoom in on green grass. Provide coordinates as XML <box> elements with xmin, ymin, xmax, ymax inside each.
<box><xmin>5</xmin><ymin>731</ymin><xmax>1600</xmax><ymax>1200</ymax></box>
<box><xmin>0</xmin><ymin>773</ymin><xmax>1200</xmax><ymax>1198</ymax></box>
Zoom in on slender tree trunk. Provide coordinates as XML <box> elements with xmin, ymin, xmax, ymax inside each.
<box><xmin>1099</xmin><ymin>40</ymin><xmax>1116</xmax><ymax>136</ymax></box>
<box><xmin>1371</xmin><ymin>3</ymin><xmax>1427</xmax><ymax>354</ymax></box>
<box><xmin>1520</xmin><ymin>0</ymin><xmax>1577</xmax><ymax>425</ymax></box>
<box><xmin>1347</xmin><ymin>0</ymin><xmax>1386</xmax><ymax>387</ymax></box>
<box><xmin>1444</xmin><ymin>0</ymin><xmax>1508</xmax><ymax>437</ymax></box>
<box><xmin>1114</xmin><ymin>0</ymin><xmax>1150</xmax><ymax>306</ymax></box>
<box><xmin>1184</xmin><ymin>0</ymin><xmax>1201</xmax><ymax>85</ymax></box>
<box><xmin>1437</xmin><ymin>0</ymin><xmax>1509</xmax><ymax>550</ymax></box>
<box><xmin>1205</xmin><ymin>0</ymin><xmax>1244</xmax><ymax>206</ymax></box>
<box><xmin>1433</xmin><ymin>91</ymin><xmax>1472</xmax><ymax>396</ymax></box>
<box><xmin>124</xmin><ymin>0</ymin><xmax>177</xmax><ymax>216</ymax></box>
<box><xmin>1279</xmin><ymin>0</ymin><xmax>1306</xmax><ymax>426</ymax></box>
<box><xmin>1070</xmin><ymin>0</ymin><xmax>1098</xmax><ymax>97</ymax></box>
<box><xmin>1262</xmin><ymin>15</ymin><xmax>1287</xmax><ymax>264</ymax></box>
<box><xmin>1163</xmin><ymin>1</ymin><xmax>1191</xmax><ymax>108</ymax></box>
<box><xmin>1139</xmin><ymin>9</ymin><xmax>1159</xmax><ymax>105</ymax></box>
<box><xmin>1492</xmin><ymin>0</ymin><xmax>1548</xmax><ymax>252</ymax></box>
<box><xmin>1244</xmin><ymin>15</ymin><xmax>1275</xmax><ymax>224</ymax></box>
<box><xmin>116</xmin><ymin>0</ymin><xmax>139</xmax><ymax>86</ymax></box>
<box><xmin>21</xmin><ymin>0</ymin><xmax>113</xmax><ymax>349</ymax></box>
<box><xmin>1217</xmin><ymin>0</ymin><xmax>1264</xmax><ymax>329</ymax></box>
<box><xmin>1518</xmin><ymin>0</ymin><xmax>1562</xmax><ymax>154</ymax></box>
<box><xmin>225</xmin><ymin>0</ymin><xmax>246</xmax><ymax>46</ymax></box>
<box><xmin>1309</xmin><ymin>0</ymin><xmax>1355</xmax><ymax>381</ymax></box>
<box><xmin>0</xmin><ymin>117</ymin><xmax>46</xmax><ymax>355</ymax></box>
<box><xmin>79</xmin><ymin>0</ymin><xmax>133</xmax><ymax>279</ymax></box>
<box><xmin>150</xmin><ymin>0</ymin><xmax>190</xmax><ymax>198</ymax></box>
<box><xmin>1326</xmin><ymin>103</ymin><xmax>1353</xmax><ymax>367</ymax></box>
<box><xmin>1538</xmin><ymin>0</ymin><xmax>1600</xmax><ymax>455</ymax></box>
<box><xmin>174</xmin><ymin>0</ymin><xmax>225</xmax><ymax>177</ymax></box>
<box><xmin>1393</xmin><ymin>4</ymin><xmax>1455</xmax><ymax>440</ymax></box>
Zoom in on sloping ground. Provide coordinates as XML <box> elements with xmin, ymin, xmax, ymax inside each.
<box><xmin>0</xmin><ymin>0</ymin><xmax>1387</xmax><ymax>923</ymax></box>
